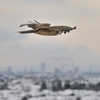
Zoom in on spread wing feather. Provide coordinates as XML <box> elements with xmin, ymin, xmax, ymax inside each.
<box><xmin>50</xmin><ymin>26</ymin><xmax>76</xmax><ymax>34</ymax></box>
<box><xmin>19</xmin><ymin>22</ymin><xmax>51</xmax><ymax>30</ymax></box>
<box><xmin>19</xmin><ymin>23</ymin><xmax>37</xmax><ymax>29</ymax></box>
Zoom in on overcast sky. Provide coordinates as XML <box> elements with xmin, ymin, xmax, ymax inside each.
<box><xmin>0</xmin><ymin>0</ymin><xmax>100</xmax><ymax>72</ymax></box>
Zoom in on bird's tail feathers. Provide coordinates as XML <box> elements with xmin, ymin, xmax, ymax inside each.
<box><xmin>18</xmin><ymin>30</ymin><xmax>34</xmax><ymax>34</ymax></box>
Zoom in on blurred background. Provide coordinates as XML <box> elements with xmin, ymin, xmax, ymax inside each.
<box><xmin>0</xmin><ymin>1</ymin><xmax>100</xmax><ymax>100</ymax></box>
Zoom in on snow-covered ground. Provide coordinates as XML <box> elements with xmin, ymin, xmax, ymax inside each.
<box><xmin>1</xmin><ymin>89</ymin><xmax>100</xmax><ymax>100</ymax></box>
<box><xmin>0</xmin><ymin>81</ymin><xmax>100</xmax><ymax>100</ymax></box>
<box><xmin>1</xmin><ymin>73</ymin><xmax>100</xmax><ymax>100</ymax></box>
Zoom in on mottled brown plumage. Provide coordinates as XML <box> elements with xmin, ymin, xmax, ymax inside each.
<box><xmin>19</xmin><ymin>20</ymin><xmax>76</xmax><ymax>36</ymax></box>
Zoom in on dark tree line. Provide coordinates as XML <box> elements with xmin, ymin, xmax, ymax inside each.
<box><xmin>40</xmin><ymin>79</ymin><xmax>100</xmax><ymax>91</ymax></box>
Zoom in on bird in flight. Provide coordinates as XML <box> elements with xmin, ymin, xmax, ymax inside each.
<box><xmin>19</xmin><ymin>20</ymin><xmax>76</xmax><ymax>36</ymax></box>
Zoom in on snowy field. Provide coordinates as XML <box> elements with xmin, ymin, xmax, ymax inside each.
<box><xmin>0</xmin><ymin>80</ymin><xmax>100</xmax><ymax>100</ymax></box>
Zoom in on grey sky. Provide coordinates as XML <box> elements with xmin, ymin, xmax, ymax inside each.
<box><xmin>0</xmin><ymin>0</ymin><xmax>100</xmax><ymax>72</ymax></box>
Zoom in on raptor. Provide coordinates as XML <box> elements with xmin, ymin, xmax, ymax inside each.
<box><xmin>19</xmin><ymin>20</ymin><xmax>76</xmax><ymax>36</ymax></box>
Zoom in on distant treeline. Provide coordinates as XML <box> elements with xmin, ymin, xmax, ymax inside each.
<box><xmin>40</xmin><ymin>79</ymin><xmax>100</xmax><ymax>91</ymax></box>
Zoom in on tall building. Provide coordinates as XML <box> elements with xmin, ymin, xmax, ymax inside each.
<box><xmin>6</xmin><ymin>66</ymin><xmax>12</xmax><ymax>74</ymax></box>
<box><xmin>41</xmin><ymin>62</ymin><xmax>46</xmax><ymax>73</ymax></box>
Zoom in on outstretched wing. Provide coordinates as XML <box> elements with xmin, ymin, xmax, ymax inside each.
<box><xmin>19</xmin><ymin>23</ymin><xmax>51</xmax><ymax>30</ymax></box>
<box><xmin>19</xmin><ymin>23</ymin><xmax>38</xmax><ymax>30</ymax></box>
<box><xmin>50</xmin><ymin>26</ymin><xmax>76</xmax><ymax>34</ymax></box>
<box><xmin>19</xmin><ymin>20</ymin><xmax>51</xmax><ymax>30</ymax></box>
<box><xmin>19</xmin><ymin>20</ymin><xmax>39</xmax><ymax>28</ymax></box>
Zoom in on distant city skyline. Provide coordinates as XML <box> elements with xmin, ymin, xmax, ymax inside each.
<box><xmin>0</xmin><ymin>63</ymin><xmax>99</xmax><ymax>73</ymax></box>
